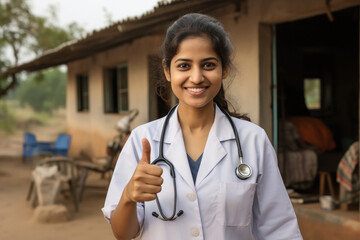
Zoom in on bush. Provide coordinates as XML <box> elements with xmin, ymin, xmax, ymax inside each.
<box><xmin>0</xmin><ymin>101</ymin><xmax>15</xmax><ymax>133</ymax></box>
<box><xmin>17</xmin><ymin>68</ymin><xmax>66</xmax><ymax>113</ymax></box>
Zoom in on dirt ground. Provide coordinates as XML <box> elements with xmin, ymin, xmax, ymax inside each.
<box><xmin>0</xmin><ymin>113</ymin><xmax>115</xmax><ymax>240</ymax></box>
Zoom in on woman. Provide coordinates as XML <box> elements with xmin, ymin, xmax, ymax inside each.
<box><xmin>102</xmin><ymin>13</ymin><xmax>303</xmax><ymax>240</ymax></box>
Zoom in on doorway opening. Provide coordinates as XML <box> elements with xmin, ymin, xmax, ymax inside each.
<box><xmin>275</xmin><ymin>7</ymin><xmax>359</xmax><ymax>199</ymax></box>
<box><xmin>148</xmin><ymin>55</ymin><xmax>172</xmax><ymax>121</ymax></box>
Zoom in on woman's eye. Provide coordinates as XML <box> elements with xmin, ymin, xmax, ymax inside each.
<box><xmin>203</xmin><ymin>62</ymin><xmax>216</xmax><ymax>70</ymax></box>
<box><xmin>177</xmin><ymin>63</ymin><xmax>190</xmax><ymax>70</ymax></box>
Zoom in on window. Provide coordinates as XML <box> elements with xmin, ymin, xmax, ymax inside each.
<box><xmin>104</xmin><ymin>64</ymin><xmax>128</xmax><ymax>113</ymax></box>
<box><xmin>304</xmin><ymin>78</ymin><xmax>321</xmax><ymax>110</ymax></box>
<box><xmin>76</xmin><ymin>74</ymin><xmax>89</xmax><ymax>111</ymax></box>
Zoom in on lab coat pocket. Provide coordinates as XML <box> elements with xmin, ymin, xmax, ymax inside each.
<box><xmin>216</xmin><ymin>182</ymin><xmax>257</xmax><ymax>227</ymax></box>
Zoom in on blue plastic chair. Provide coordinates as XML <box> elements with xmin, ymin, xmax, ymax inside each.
<box><xmin>22</xmin><ymin>132</ymin><xmax>52</xmax><ymax>163</ymax></box>
<box><xmin>33</xmin><ymin>134</ymin><xmax>72</xmax><ymax>157</ymax></box>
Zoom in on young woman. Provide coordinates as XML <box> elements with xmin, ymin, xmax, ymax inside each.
<box><xmin>102</xmin><ymin>13</ymin><xmax>303</xmax><ymax>240</ymax></box>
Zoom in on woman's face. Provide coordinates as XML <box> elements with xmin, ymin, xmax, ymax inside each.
<box><xmin>163</xmin><ymin>35</ymin><xmax>227</xmax><ymax>110</ymax></box>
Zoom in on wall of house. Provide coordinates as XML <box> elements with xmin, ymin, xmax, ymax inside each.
<box><xmin>67</xmin><ymin>35</ymin><xmax>164</xmax><ymax>157</ymax></box>
<box><xmin>66</xmin><ymin>0</ymin><xmax>359</xmax><ymax>158</ymax></box>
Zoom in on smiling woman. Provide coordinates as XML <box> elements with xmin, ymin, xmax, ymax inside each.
<box><xmin>101</xmin><ymin>13</ymin><xmax>303</xmax><ymax>240</ymax></box>
<box><xmin>163</xmin><ymin>35</ymin><xmax>223</xmax><ymax>111</ymax></box>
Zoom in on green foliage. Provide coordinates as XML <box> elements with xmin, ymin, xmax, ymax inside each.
<box><xmin>304</xmin><ymin>78</ymin><xmax>321</xmax><ymax>110</ymax></box>
<box><xmin>0</xmin><ymin>0</ymin><xmax>33</xmax><ymax>65</ymax></box>
<box><xmin>0</xmin><ymin>0</ymin><xmax>85</xmax><ymax>98</ymax></box>
<box><xmin>0</xmin><ymin>101</ymin><xmax>15</xmax><ymax>133</ymax></box>
<box><xmin>29</xmin><ymin>15</ymin><xmax>85</xmax><ymax>55</ymax></box>
<box><xmin>0</xmin><ymin>0</ymin><xmax>85</xmax><ymax>62</ymax></box>
<box><xmin>17</xmin><ymin>68</ymin><xmax>66</xmax><ymax>113</ymax></box>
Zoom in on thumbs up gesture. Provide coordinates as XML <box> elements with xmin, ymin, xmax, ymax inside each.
<box><xmin>124</xmin><ymin>138</ymin><xmax>163</xmax><ymax>203</ymax></box>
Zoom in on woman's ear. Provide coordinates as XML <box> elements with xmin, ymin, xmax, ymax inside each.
<box><xmin>222</xmin><ymin>66</ymin><xmax>230</xmax><ymax>79</ymax></box>
<box><xmin>162</xmin><ymin>59</ymin><xmax>171</xmax><ymax>82</ymax></box>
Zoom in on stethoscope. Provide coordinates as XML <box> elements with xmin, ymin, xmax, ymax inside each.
<box><xmin>151</xmin><ymin>104</ymin><xmax>252</xmax><ymax>221</ymax></box>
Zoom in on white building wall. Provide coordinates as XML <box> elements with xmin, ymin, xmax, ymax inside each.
<box><xmin>67</xmin><ymin>35</ymin><xmax>164</xmax><ymax>157</ymax></box>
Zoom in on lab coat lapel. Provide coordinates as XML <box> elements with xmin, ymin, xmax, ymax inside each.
<box><xmin>165</xmin><ymin>129</ymin><xmax>195</xmax><ymax>190</ymax></box>
<box><xmin>195</xmin><ymin>105</ymin><xmax>234</xmax><ymax>187</ymax></box>
<box><xmin>153</xmin><ymin>106</ymin><xmax>195</xmax><ymax>190</ymax></box>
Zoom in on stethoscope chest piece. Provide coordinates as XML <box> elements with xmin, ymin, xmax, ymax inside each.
<box><xmin>235</xmin><ymin>163</ymin><xmax>252</xmax><ymax>180</ymax></box>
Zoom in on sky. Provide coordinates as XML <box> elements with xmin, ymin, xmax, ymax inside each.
<box><xmin>30</xmin><ymin>0</ymin><xmax>161</xmax><ymax>32</ymax></box>
<box><xmin>4</xmin><ymin>0</ymin><xmax>160</xmax><ymax>64</ymax></box>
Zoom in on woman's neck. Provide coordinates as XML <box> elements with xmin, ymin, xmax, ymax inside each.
<box><xmin>177</xmin><ymin>102</ymin><xmax>215</xmax><ymax>132</ymax></box>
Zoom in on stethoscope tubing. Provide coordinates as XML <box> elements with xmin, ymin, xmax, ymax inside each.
<box><xmin>151</xmin><ymin>105</ymin><xmax>181</xmax><ymax>221</ymax></box>
<box><xmin>218</xmin><ymin>107</ymin><xmax>252</xmax><ymax>180</ymax></box>
<box><xmin>151</xmin><ymin>104</ymin><xmax>252</xmax><ymax>221</ymax></box>
<box><xmin>218</xmin><ymin>107</ymin><xmax>244</xmax><ymax>164</ymax></box>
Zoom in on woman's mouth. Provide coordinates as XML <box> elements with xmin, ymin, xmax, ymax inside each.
<box><xmin>187</xmin><ymin>87</ymin><xmax>206</xmax><ymax>93</ymax></box>
<box><xmin>185</xmin><ymin>87</ymin><xmax>208</xmax><ymax>96</ymax></box>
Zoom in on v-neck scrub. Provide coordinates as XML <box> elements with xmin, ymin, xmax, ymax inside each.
<box><xmin>187</xmin><ymin>153</ymin><xmax>203</xmax><ymax>183</ymax></box>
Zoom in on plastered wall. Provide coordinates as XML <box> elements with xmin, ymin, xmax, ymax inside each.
<box><xmin>67</xmin><ymin>35</ymin><xmax>164</xmax><ymax>157</ymax></box>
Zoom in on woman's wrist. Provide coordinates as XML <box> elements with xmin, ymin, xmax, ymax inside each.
<box><xmin>122</xmin><ymin>185</ymin><xmax>136</xmax><ymax>205</ymax></box>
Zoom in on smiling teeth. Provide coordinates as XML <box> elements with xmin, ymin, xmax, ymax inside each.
<box><xmin>188</xmin><ymin>88</ymin><xmax>205</xmax><ymax>92</ymax></box>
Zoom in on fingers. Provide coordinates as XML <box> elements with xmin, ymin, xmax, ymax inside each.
<box><xmin>133</xmin><ymin>193</ymin><xmax>158</xmax><ymax>202</ymax></box>
<box><xmin>133</xmin><ymin>172</ymin><xmax>164</xmax><ymax>186</ymax></box>
<box><xmin>137</xmin><ymin>163</ymin><xmax>163</xmax><ymax>177</ymax></box>
<box><xmin>125</xmin><ymin>174</ymin><xmax>163</xmax><ymax>203</ymax></box>
<box><xmin>135</xmin><ymin>184</ymin><xmax>162</xmax><ymax>195</ymax></box>
<box><xmin>124</xmin><ymin>183</ymin><xmax>161</xmax><ymax>203</ymax></box>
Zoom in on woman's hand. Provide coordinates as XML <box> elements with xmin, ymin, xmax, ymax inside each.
<box><xmin>123</xmin><ymin>138</ymin><xmax>163</xmax><ymax>203</ymax></box>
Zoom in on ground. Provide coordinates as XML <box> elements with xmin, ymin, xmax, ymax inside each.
<box><xmin>0</xmin><ymin>110</ymin><xmax>115</xmax><ymax>240</ymax></box>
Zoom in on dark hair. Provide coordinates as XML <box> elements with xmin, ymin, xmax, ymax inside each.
<box><xmin>158</xmin><ymin>13</ymin><xmax>249</xmax><ymax>120</ymax></box>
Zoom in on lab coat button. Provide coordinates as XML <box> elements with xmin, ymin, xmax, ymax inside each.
<box><xmin>187</xmin><ymin>193</ymin><xmax>197</xmax><ymax>201</ymax></box>
<box><xmin>190</xmin><ymin>228</ymin><xmax>200</xmax><ymax>237</ymax></box>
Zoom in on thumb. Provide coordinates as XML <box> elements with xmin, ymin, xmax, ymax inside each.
<box><xmin>140</xmin><ymin>138</ymin><xmax>151</xmax><ymax>164</ymax></box>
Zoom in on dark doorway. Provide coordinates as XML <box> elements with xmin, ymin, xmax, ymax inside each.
<box><xmin>148</xmin><ymin>55</ymin><xmax>171</xmax><ymax>121</ymax></box>
<box><xmin>276</xmin><ymin>7</ymin><xmax>359</xmax><ymax>193</ymax></box>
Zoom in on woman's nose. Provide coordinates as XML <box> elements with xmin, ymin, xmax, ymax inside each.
<box><xmin>189</xmin><ymin>67</ymin><xmax>204</xmax><ymax>84</ymax></box>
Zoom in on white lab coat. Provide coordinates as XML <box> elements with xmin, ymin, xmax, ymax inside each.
<box><xmin>102</xmin><ymin>105</ymin><xmax>303</xmax><ymax>240</ymax></box>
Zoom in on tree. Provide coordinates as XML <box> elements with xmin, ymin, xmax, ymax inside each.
<box><xmin>17</xmin><ymin>68</ymin><xmax>66</xmax><ymax>113</ymax></box>
<box><xmin>0</xmin><ymin>0</ymin><xmax>85</xmax><ymax>98</ymax></box>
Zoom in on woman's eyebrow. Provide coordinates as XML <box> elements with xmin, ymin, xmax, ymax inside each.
<box><xmin>174</xmin><ymin>57</ymin><xmax>219</xmax><ymax>63</ymax></box>
<box><xmin>174</xmin><ymin>58</ymin><xmax>191</xmax><ymax>63</ymax></box>
<box><xmin>202</xmin><ymin>57</ymin><xmax>219</xmax><ymax>62</ymax></box>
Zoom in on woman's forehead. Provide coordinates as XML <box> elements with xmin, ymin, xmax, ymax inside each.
<box><xmin>172</xmin><ymin>36</ymin><xmax>219</xmax><ymax>61</ymax></box>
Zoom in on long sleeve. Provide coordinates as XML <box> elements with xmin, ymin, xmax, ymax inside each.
<box><xmin>252</xmin><ymin>130</ymin><xmax>303</xmax><ymax>240</ymax></box>
<box><xmin>101</xmin><ymin>131</ymin><xmax>145</xmax><ymax>229</ymax></box>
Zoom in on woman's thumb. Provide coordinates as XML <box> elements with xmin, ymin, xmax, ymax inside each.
<box><xmin>140</xmin><ymin>138</ymin><xmax>151</xmax><ymax>164</ymax></box>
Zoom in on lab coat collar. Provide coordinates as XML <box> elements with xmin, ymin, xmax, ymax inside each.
<box><xmin>152</xmin><ymin>104</ymin><xmax>235</xmax><ymax>143</ymax></box>
<box><xmin>152</xmin><ymin>104</ymin><xmax>235</xmax><ymax>189</ymax></box>
<box><xmin>153</xmin><ymin>104</ymin><xmax>181</xmax><ymax>144</ymax></box>
<box><xmin>195</xmin><ymin>105</ymin><xmax>233</xmax><ymax>186</ymax></box>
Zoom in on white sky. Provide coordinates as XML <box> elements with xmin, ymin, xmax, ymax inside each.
<box><xmin>30</xmin><ymin>0</ymin><xmax>161</xmax><ymax>32</ymax></box>
<box><xmin>4</xmin><ymin>0</ymin><xmax>160</xmax><ymax>64</ymax></box>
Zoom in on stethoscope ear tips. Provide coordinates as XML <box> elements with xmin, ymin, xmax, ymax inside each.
<box><xmin>152</xmin><ymin>210</ymin><xmax>184</xmax><ymax>221</ymax></box>
<box><xmin>177</xmin><ymin>210</ymin><xmax>184</xmax><ymax>217</ymax></box>
<box><xmin>235</xmin><ymin>163</ymin><xmax>252</xmax><ymax>180</ymax></box>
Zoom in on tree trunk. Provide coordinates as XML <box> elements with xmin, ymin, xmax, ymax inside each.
<box><xmin>0</xmin><ymin>74</ymin><xmax>18</xmax><ymax>98</ymax></box>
